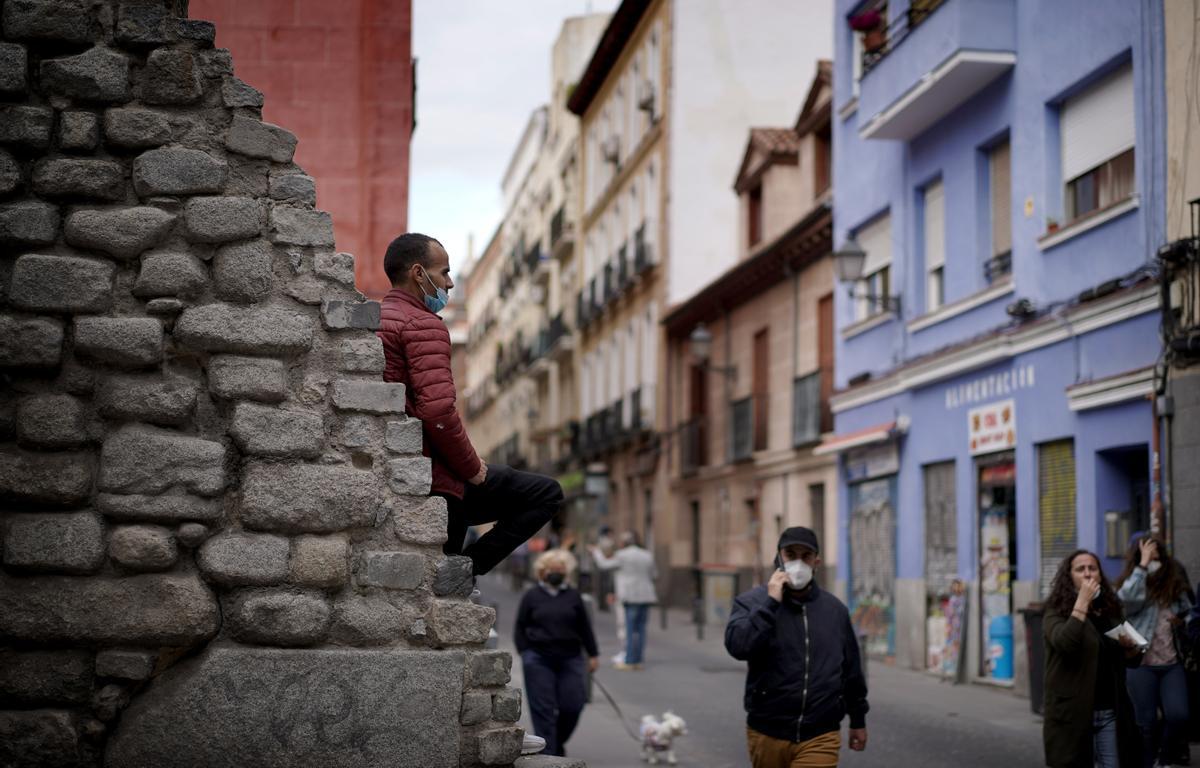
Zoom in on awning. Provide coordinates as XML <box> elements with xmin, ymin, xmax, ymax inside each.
<box><xmin>813</xmin><ymin>419</ymin><xmax>904</xmax><ymax>456</ymax></box>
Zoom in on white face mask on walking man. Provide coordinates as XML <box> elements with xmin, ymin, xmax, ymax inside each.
<box><xmin>783</xmin><ymin>559</ymin><xmax>813</xmax><ymax>590</ymax></box>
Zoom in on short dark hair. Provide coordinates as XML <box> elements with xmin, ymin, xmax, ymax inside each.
<box><xmin>384</xmin><ymin>233</ymin><xmax>441</xmax><ymax>285</ymax></box>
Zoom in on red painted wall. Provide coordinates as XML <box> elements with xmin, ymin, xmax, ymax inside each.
<box><xmin>189</xmin><ymin>0</ymin><xmax>412</xmax><ymax>298</ymax></box>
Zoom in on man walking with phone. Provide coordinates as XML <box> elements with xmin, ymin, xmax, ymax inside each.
<box><xmin>725</xmin><ymin>527</ymin><xmax>869</xmax><ymax>767</ymax></box>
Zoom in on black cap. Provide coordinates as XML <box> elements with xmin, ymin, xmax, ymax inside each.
<box><xmin>778</xmin><ymin>526</ymin><xmax>819</xmax><ymax>555</ymax></box>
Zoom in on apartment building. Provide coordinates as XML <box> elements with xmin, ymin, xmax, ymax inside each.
<box><xmin>1160</xmin><ymin>1</ymin><xmax>1200</xmax><ymax>580</ymax></box>
<box><xmin>829</xmin><ymin>0</ymin><xmax>1170</xmax><ymax>696</ymax></box>
<box><xmin>461</xmin><ymin>15</ymin><xmax>609</xmax><ymax>509</ymax></box>
<box><xmin>567</xmin><ymin>0</ymin><xmax>832</xmax><ymax>603</ymax></box>
<box><xmin>662</xmin><ymin>65</ymin><xmax>838</xmax><ymax>609</ymax></box>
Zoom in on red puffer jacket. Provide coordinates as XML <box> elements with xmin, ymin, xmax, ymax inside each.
<box><xmin>378</xmin><ymin>288</ymin><xmax>481</xmax><ymax>499</ymax></box>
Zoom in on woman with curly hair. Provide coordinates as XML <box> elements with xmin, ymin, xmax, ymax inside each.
<box><xmin>1044</xmin><ymin>549</ymin><xmax>1143</xmax><ymax>768</ymax></box>
<box><xmin>1115</xmin><ymin>535</ymin><xmax>1195</xmax><ymax>768</ymax></box>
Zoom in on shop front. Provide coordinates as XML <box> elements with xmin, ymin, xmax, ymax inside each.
<box><xmin>829</xmin><ymin>293</ymin><xmax>1160</xmax><ymax>694</ymax></box>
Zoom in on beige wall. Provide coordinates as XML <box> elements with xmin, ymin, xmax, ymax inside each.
<box><xmin>1165</xmin><ymin>0</ymin><xmax>1200</xmax><ymax>241</ymax></box>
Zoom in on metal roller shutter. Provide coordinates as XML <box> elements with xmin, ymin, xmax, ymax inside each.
<box><xmin>1038</xmin><ymin>440</ymin><xmax>1077</xmax><ymax>597</ymax></box>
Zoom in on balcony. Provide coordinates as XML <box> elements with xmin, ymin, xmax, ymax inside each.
<box><xmin>792</xmin><ymin>372</ymin><xmax>823</xmax><ymax>447</ymax></box>
<box><xmin>857</xmin><ymin>0</ymin><xmax>1015</xmax><ymax>141</ymax></box>
<box><xmin>680</xmin><ymin>417</ymin><xmax>706</xmax><ymax>476</ymax></box>
<box><xmin>524</xmin><ymin>243</ymin><xmax>544</xmax><ymax>274</ymax></box>
<box><xmin>629</xmin><ymin>387</ymin><xmax>646</xmax><ymax>433</ymax></box>
<box><xmin>602</xmin><ymin>262</ymin><xmax>615</xmax><ymax>305</ymax></box>
<box><xmin>576</xmin><ymin>290</ymin><xmax>589</xmax><ymax>328</ymax></box>
<box><xmin>634</xmin><ymin>225</ymin><xmax>654</xmax><ymax>274</ymax></box>
<box><xmin>550</xmin><ymin>206</ymin><xmax>574</xmax><ymax>258</ymax></box>
<box><xmin>729</xmin><ymin>397</ymin><xmax>754</xmax><ymax>462</ymax></box>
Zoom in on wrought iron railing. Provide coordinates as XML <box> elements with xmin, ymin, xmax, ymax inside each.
<box><xmin>984</xmin><ymin>249</ymin><xmax>1012</xmax><ymax>285</ymax></box>
<box><xmin>681</xmin><ymin>417</ymin><xmax>706</xmax><ymax>476</ymax></box>
<box><xmin>860</xmin><ymin>0</ymin><xmax>947</xmax><ymax>76</ymax></box>
<box><xmin>550</xmin><ymin>206</ymin><xmax>567</xmax><ymax>249</ymax></box>
<box><xmin>792</xmin><ymin>373</ymin><xmax>822</xmax><ymax>447</ymax></box>
<box><xmin>729</xmin><ymin>397</ymin><xmax>754</xmax><ymax>462</ymax></box>
<box><xmin>634</xmin><ymin>224</ymin><xmax>653</xmax><ymax>273</ymax></box>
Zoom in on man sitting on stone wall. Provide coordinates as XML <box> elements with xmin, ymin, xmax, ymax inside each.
<box><xmin>378</xmin><ymin>233</ymin><xmax>563</xmax><ymax>585</ymax></box>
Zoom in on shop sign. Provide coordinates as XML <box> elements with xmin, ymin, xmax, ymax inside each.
<box><xmin>968</xmin><ymin>399</ymin><xmax>1016</xmax><ymax>456</ymax></box>
<box><xmin>944</xmin><ymin>364</ymin><xmax>1035</xmax><ymax>411</ymax></box>
<box><xmin>845</xmin><ymin>442</ymin><xmax>899</xmax><ymax>483</ymax></box>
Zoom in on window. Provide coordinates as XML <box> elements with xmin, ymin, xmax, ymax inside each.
<box><xmin>792</xmin><ymin>371</ymin><xmax>821</xmax><ymax>446</ymax></box>
<box><xmin>989</xmin><ymin>140</ymin><xmax>1012</xmax><ymax>257</ymax></box>
<box><xmin>814</xmin><ymin>125</ymin><xmax>832</xmax><ymax>196</ymax></box>
<box><xmin>1067</xmin><ymin>149</ymin><xmax>1134</xmax><ymax>222</ymax></box>
<box><xmin>854</xmin><ymin>213</ymin><xmax>892</xmax><ymax>321</ymax></box>
<box><xmin>748</xmin><ymin>184</ymin><xmax>763</xmax><ymax>247</ymax></box>
<box><xmin>1060</xmin><ymin>64</ymin><xmax>1135</xmax><ymax>224</ymax></box>
<box><xmin>923</xmin><ymin>180</ymin><xmax>945</xmax><ymax>312</ymax></box>
<box><xmin>985</xmin><ymin>139</ymin><xmax>1012</xmax><ymax>283</ymax></box>
<box><xmin>752</xmin><ymin>329</ymin><xmax>769</xmax><ymax>451</ymax></box>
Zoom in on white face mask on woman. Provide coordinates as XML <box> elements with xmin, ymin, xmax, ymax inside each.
<box><xmin>783</xmin><ymin>559</ymin><xmax>813</xmax><ymax>590</ymax></box>
<box><xmin>1146</xmin><ymin>560</ymin><xmax>1163</xmax><ymax>575</ymax></box>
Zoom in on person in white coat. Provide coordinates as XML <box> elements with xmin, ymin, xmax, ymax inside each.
<box><xmin>591</xmin><ymin>531</ymin><xmax>658</xmax><ymax>669</ymax></box>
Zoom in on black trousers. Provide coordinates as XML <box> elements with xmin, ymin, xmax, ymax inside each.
<box><xmin>439</xmin><ymin>464</ymin><xmax>563</xmax><ymax>576</ymax></box>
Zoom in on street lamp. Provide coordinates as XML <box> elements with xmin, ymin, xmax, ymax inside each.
<box><xmin>833</xmin><ymin>235</ymin><xmax>901</xmax><ymax>313</ymax></box>
<box><xmin>689</xmin><ymin>323</ymin><xmax>736</xmax><ymax>379</ymax></box>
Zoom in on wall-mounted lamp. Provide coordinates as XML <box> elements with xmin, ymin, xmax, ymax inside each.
<box><xmin>833</xmin><ymin>236</ymin><xmax>901</xmax><ymax>313</ymax></box>
<box><xmin>689</xmin><ymin>323</ymin><xmax>736</xmax><ymax>380</ymax></box>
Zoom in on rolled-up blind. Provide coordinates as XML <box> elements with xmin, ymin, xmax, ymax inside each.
<box><xmin>1061</xmin><ymin>64</ymin><xmax>1134</xmax><ymax>183</ymax></box>
<box><xmin>924</xmin><ymin>181</ymin><xmax>945</xmax><ymax>272</ymax></box>
<box><xmin>857</xmin><ymin>212</ymin><xmax>891</xmax><ymax>276</ymax></box>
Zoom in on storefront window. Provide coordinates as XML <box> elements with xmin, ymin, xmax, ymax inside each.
<box><xmin>978</xmin><ymin>454</ymin><xmax>1016</xmax><ymax>681</ymax></box>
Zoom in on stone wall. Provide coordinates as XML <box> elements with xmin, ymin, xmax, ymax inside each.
<box><xmin>0</xmin><ymin>1</ymin><xmax>522</xmax><ymax>765</ymax></box>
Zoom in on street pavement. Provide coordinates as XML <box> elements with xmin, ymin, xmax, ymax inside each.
<box><xmin>479</xmin><ymin>573</ymin><xmax>1045</xmax><ymax>768</ymax></box>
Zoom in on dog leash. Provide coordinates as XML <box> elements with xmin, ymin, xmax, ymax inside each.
<box><xmin>589</xmin><ymin>673</ymin><xmax>644</xmax><ymax>743</ymax></box>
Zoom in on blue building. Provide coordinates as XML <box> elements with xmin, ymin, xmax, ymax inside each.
<box><xmin>826</xmin><ymin>0</ymin><xmax>1168</xmax><ymax>694</ymax></box>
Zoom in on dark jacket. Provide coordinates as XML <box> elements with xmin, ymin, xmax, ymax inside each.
<box><xmin>725</xmin><ymin>583</ymin><xmax>868</xmax><ymax>743</ymax></box>
<box><xmin>378</xmin><ymin>288</ymin><xmax>482</xmax><ymax>499</ymax></box>
<box><xmin>514</xmin><ymin>585</ymin><xmax>599</xmax><ymax>661</ymax></box>
<box><xmin>1043</xmin><ymin>610</ymin><xmax>1141</xmax><ymax>768</ymax></box>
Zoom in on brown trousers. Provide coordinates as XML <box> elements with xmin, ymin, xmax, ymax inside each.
<box><xmin>746</xmin><ymin>726</ymin><xmax>842</xmax><ymax>768</ymax></box>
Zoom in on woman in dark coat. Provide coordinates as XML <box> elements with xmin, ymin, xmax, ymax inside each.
<box><xmin>513</xmin><ymin>549</ymin><xmax>600</xmax><ymax>758</ymax></box>
<box><xmin>1044</xmin><ymin>549</ymin><xmax>1143</xmax><ymax>768</ymax></box>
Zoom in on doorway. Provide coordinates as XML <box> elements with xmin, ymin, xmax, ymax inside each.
<box><xmin>977</xmin><ymin>452</ymin><xmax>1016</xmax><ymax>681</ymax></box>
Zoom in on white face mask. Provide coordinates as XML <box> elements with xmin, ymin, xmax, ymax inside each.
<box><xmin>783</xmin><ymin>559</ymin><xmax>813</xmax><ymax>590</ymax></box>
<box><xmin>1147</xmin><ymin>560</ymin><xmax>1163</xmax><ymax>575</ymax></box>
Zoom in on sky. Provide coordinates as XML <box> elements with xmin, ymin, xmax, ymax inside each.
<box><xmin>409</xmin><ymin>0</ymin><xmax>621</xmax><ymax>275</ymax></box>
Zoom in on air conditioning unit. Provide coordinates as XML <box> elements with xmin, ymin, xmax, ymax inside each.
<box><xmin>636</xmin><ymin>79</ymin><xmax>656</xmax><ymax>113</ymax></box>
<box><xmin>601</xmin><ymin>135</ymin><xmax>620</xmax><ymax>164</ymax></box>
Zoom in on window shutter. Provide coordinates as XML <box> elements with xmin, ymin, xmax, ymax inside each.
<box><xmin>923</xmin><ymin>461</ymin><xmax>957</xmax><ymax>597</ymax></box>
<box><xmin>1038</xmin><ymin>440</ymin><xmax>1077</xmax><ymax>598</ymax></box>
<box><xmin>989</xmin><ymin>141</ymin><xmax>1012</xmax><ymax>256</ymax></box>
<box><xmin>923</xmin><ymin>181</ymin><xmax>945</xmax><ymax>272</ymax></box>
<box><xmin>857</xmin><ymin>212</ymin><xmax>891</xmax><ymax>276</ymax></box>
<box><xmin>1061</xmin><ymin>64</ymin><xmax>1134</xmax><ymax>183</ymax></box>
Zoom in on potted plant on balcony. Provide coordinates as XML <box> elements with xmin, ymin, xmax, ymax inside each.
<box><xmin>849</xmin><ymin>9</ymin><xmax>886</xmax><ymax>54</ymax></box>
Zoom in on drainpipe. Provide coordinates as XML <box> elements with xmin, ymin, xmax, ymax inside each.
<box><xmin>1150</xmin><ymin>392</ymin><xmax>1164</xmax><ymax>538</ymax></box>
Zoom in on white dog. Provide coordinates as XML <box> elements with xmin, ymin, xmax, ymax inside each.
<box><xmin>639</xmin><ymin>711</ymin><xmax>688</xmax><ymax>765</ymax></box>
